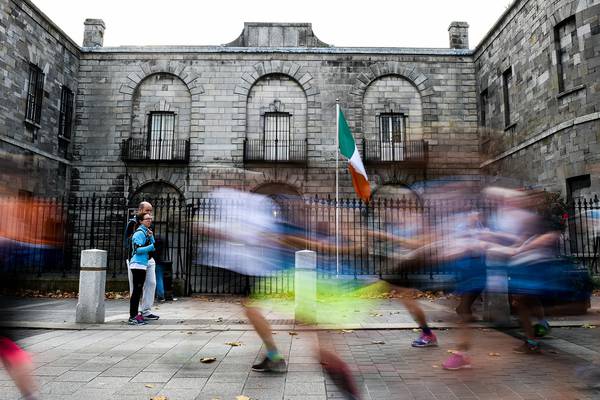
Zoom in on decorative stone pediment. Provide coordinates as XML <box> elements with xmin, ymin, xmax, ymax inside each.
<box><xmin>224</xmin><ymin>22</ymin><xmax>331</xmax><ymax>47</ymax></box>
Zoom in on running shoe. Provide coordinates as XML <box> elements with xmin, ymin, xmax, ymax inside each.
<box><xmin>128</xmin><ymin>314</ymin><xmax>147</xmax><ymax>325</ymax></box>
<box><xmin>321</xmin><ymin>351</ymin><xmax>361</xmax><ymax>400</ymax></box>
<box><xmin>142</xmin><ymin>313</ymin><xmax>160</xmax><ymax>321</ymax></box>
<box><xmin>513</xmin><ymin>340</ymin><xmax>541</xmax><ymax>354</ymax></box>
<box><xmin>534</xmin><ymin>321</ymin><xmax>551</xmax><ymax>337</ymax></box>
<box><xmin>411</xmin><ymin>332</ymin><xmax>438</xmax><ymax>347</ymax></box>
<box><xmin>442</xmin><ymin>353</ymin><xmax>472</xmax><ymax>370</ymax></box>
<box><xmin>251</xmin><ymin>356</ymin><xmax>287</xmax><ymax>372</ymax></box>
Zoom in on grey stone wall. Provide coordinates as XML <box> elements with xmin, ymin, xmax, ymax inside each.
<box><xmin>131</xmin><ymin>73</ymin><xmax>191</xmax><ymax>141</ymax></box>
<box><xmin>72</xmin><ymin>48</ymin><xmax>478</xmax><ymax>199</ymax></box>
<box><xmin>246</xmin><ymin>74</ymin><xmax>307</xmax><ymax>142</ymax></box>
<box><xmin>0</xmin><ymin>0</ymin><xmax>80</xmax><ymax>196</ymax></box>
<box><xmin>475</xmin><ymin>0</ymin><xmax>600</xmax><ymax>197</ymax></box>
<box><xmin>362</xmin><ymin>76</ymin><xmax>423</xmax><ymax>141</ymax></box>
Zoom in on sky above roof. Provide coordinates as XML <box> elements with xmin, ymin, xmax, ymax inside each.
<box><xmin>30</xmin><ymin>0</ymin><xmax>513</xmax><ymax>48</ymax></box>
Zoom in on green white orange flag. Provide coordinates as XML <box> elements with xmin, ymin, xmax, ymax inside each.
<box><xmin>338</xmin><ymin>109</ymin><xmax>371</xmax><ymax>203</ymax></box>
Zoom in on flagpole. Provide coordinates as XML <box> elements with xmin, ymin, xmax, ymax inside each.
<box><xmin>335</xmin><ymin>100</ymin><xmax>340</xmax><ymax>277</ymax></box>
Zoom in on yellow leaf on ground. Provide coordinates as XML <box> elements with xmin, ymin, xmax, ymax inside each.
<box><xmin>447</xmin><ymin>349</ymin><xmax>459</xmax><ymax>354</ymax></box>
<box><xmin>144</xmin><ymin>384</ymin><xmax>155</xmax><ymax>388</ymax></box>
<box><xmin>288</xmin><ymin>331</ymin><xmax>298</xmax><ymax>336</ymax></box>
<box><xmin>412</xmin><ymin>328</ymin><xmax>420</xmax><ymax>333</ymax></box>
<box><xmin>488</xmin><ymin>352</ymin><xmax>501</xmax><ymax>357</ymax></box>
<box><xmin>200</xmin><ymin>357</ymin><xmax>217</xmax><ymax>363</ymax></box>
<box><xmin>150</xmin><ymin>397</ymin><xmax>168</xmax><ymax>400</ymax></box>
<box><xmin>225</xmin><ymin>341</ymin><xmax>242</xmax><ymax>346</ymax></box>
<box><xmin>236</xmin><ymin>396</ymin><xmax>251</xmax><ymax>400</ymax></box>
<box><xmin>370</xmin><ymin>313</ymin><xmax>383</xmax><ymax>317</ymax></box>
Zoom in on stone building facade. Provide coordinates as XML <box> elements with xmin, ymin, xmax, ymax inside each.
<box><xmin>1</xmin><ymin>0</ymin><xmax>599</xmax><ymax>202</ymax></box>
<box><xmin>72</xmin><ymin>23</ymin><xmax>477</xmax><ymax>201</ymax></box>
<box><xmin>476</xmin><ymin>0</ymin><xmax>600</xmax><ymax>201</ymax></box>
<box><xmin>0</xmin><ymin>0</ymin><xmax>79</xmax><ymax>197</ymax></box>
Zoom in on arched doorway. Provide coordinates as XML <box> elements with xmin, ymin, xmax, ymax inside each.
<box><xmin>252</xmin><ymin>183</ymin><xmax>303</xmax><ymax>225</ymax></box>
<box><xmin>130</xmin><ymin>181</ymin><xmax>186</xmax><ymax>287</ymax></box>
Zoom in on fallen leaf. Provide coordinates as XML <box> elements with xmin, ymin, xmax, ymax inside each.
<box><xmin>200</xmin><ymin>357</ymin><xmax>217</xmax><ymax>363</ymax></box>
<box><xmin>186</xmin><ymin>331</ymin><xmax>193</xmax><ymax>335</ymax></box>
<box><xmin>288</xmin><ymin>331</ymin><xmax>298</xmax><ymax>336</ymax></box>
<box><xmin>339</xmin><ymin>329</ymin><xmax>354</xmax><ymax>334</ymax></box>
<box><xmin>432</xmin><ymin>365</ymin><xmax>439</xmax><ymax>368</ymax></box>
<box><xmin>582</xmin><ymin>323</ymin><xmax>597</xmax><ymax>329</ymax></box>
<box><xmin>447</xmin><ymin>349</ymin><xmax>459</xmax><ymax>354</ymax></box>
<box><xmin>371</xmin><ymin>340</ymin><xmax>385</xmax><ymax>344</ymax></box>
<box><xmin>370</xmin><ymin>313</ymin><xmax>383</xmax><ymax>317</ymax></box>
<box><xmin>150</xmin><ymin>397</ymin><xmax>168</xmax><ymax>400</ymax></box>
<box><xmin>225</xmin><ymin>341</ymin><xmax>242</xmax><ymax>347</ymax></box>
<box><xmin>236</xmin><ymin>396</ymin><xmax>250</xmax><ymax>400</ymax></box>
<box><xmin>145</xmin><ymin>384</ymin><xmax>155</xmax><ymax>388</ymax></box>
<box><xmin>412</xmin><ymin>328</ymin><xmax>420</xmax><ymax>333</ymax></box>
<box><xmin>488</xmin><ymin>352</ymin><xmax>500</xmax><ymax>357</ymax></box>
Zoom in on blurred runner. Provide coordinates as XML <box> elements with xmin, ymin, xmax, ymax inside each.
<box><xmin>197</xmin><ymin>189</ymin><xmax>363</xmax><ymax>399</ymax></box>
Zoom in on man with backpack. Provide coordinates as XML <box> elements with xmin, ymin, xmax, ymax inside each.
<box><xmin>124</xmin><ymin>201</ymin><xmax>160</xmax><ymax>321</ymax></box>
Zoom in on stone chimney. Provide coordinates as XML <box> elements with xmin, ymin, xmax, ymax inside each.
<box><xmin>448</xmin><ymin>21</ymin><xmax>469</xmax><ymax>49</ymax></box>
<box><xmin>83</xmin><ymin>19</ymin><xmax>105</xmax><ymax>47</ymax></box>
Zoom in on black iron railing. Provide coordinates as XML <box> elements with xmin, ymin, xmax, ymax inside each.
<box><xmin>122</xmin><ymin>138</ymin><xmax>190</xmax><ymax>163</ymax></box>
<box><xmin>363</xmin><ymin>139</ymin><xmax>428</xmax><ymax>164</ymax></box>
<box><xmin>243</xmin><ymin>139</ymin><xmax>307</xmax><ymax>164</ymax></box>
<box><xmin>1</xmin><ymin>194</ymin><xmax>598</xmax><ymax>294</ymax></box>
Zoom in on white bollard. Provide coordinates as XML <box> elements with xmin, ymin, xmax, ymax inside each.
<box><xmin>76</xmin><ymin>249</ymin><xmax>107</xmax><ymax>324</ymax></box>
<box><xmin>294</xmin><ymin>250</ymin><xmax>317</xmax><ymax>325</ymax></box>
<box><xmin>483</xmin><ymin>267</ymin><xmax>511</xmax><ymax>326</ymax></box>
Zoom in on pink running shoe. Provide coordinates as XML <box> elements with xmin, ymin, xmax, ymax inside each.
<box><xmin>442</xmin><ymin>352</ymin><xmax>472</xmax><ymax>370</ymax></box>
<box><xmin>411</xmin><ymin>332</ymin><xmax>438</xmax><ymax>347</ymax></box>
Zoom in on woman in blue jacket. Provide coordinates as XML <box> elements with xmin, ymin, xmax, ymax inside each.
<box><xmin>128</xmin><ymin>212</ymin><xmax>155</xmax><ymax>325</ymax></box>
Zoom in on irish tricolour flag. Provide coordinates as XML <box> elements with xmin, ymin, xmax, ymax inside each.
<box><xmin>338</xmin><ymin>108</ymin><xmax>371</xmax><ymax>203</ymax></box>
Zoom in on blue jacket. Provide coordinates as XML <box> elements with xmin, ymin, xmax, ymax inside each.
<box><xmin>130</xmin><ymin>225</ymin><xmax>155</xmax><ymax>266</ymax></box>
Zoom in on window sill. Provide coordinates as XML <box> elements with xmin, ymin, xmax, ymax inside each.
<box><xmin>23</xmin><ymin>119</ymin><xmax>41</xmax><ymax>129</ymax></box>
<box><xmin>504</xmin><ymin>122</ymin><xmax>517</xmax><ymax>131</ymax></box>
<box><xmin>557</xmin><ymin>85</ymin><xmax>586</xmax><ymax>100</ymax></box>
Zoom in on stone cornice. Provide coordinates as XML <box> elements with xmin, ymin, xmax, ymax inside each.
<box><xmin>0</xmin><ymin>134</ymin><xmax>71</xmax><ymax>165</ymax></box>
<box><xmin>480</xmin><ymin>112</ymin><xmax>600</xmax><ymax>168</ymax></box>
<box><xmin>81</xmin><ymin>46</ymin><xmax>473</xmax><ymax>57</ymax></box>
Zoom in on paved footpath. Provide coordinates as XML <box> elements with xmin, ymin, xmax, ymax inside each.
<box><xmin>0</xmin><ymin>296</ymin><xmax>599</xmax><ymax>400</ymax></box>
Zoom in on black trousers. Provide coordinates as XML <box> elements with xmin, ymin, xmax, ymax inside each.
<box><xmin>130</xmin><ymin>268</ymin><xmax>147</xmax><ymax>318</ymax></box>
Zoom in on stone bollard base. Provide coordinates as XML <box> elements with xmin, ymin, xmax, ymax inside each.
<box><xmin>295</xmin><ymin>250</ymin><xmax>317</xmax><ymax>325</ymax></box>
<box><xmin>483</xmin><ymin>268</ymin><xmax>511</xmax><ymax>326</ymax></box>
<box><xmin>76</xmin><ymin>249</ymin><xmax>107</xmax><ymax>324</ymax></box>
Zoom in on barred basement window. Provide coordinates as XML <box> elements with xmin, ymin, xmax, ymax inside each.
<box><xmin>554</xmin><ymin>16</ymin><xmax>579</xmax><ymax>93</ymax></box>
<box><xmin>58</xmin><ymin>86</ymin><xmax>74</xmax><ymax>139</ymax></box>
<box><xmin>263</xmin><ymin>111</ymin><xmax>291</xmax><ymax>161</ymax></box>
<box><xmin>25</xmin><ymin>64</ymin><xmax>44</xmax><ymax>125</ymax></box>
<box><xmin>148</xmin><ymin>112</ymin><xmax>175</xmax><ymax>160</ymax></box>
<box><xmin>502</xmin><ymin>67</ymin><xmax>513</xmax><ymax>127</ymax></box>
<box><xmin>479</xmin><ymin>89</ymin><xmax>488</xmax><ymax>127</ymax></box>
<box><xmin>379</xmin><ymin>113</ymin><xmax>406</xmax><ymax>161</ymax></box>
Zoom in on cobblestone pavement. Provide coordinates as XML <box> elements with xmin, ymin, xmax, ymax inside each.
<box><xmin>0</xmin><ymin>326</ymin><xmax>598</xmax><ymax>399</ymax></box>
<box><xmin>1</xmin><ymin>296</ymin><xmax>599</xmax><ymax>399</ymax></box>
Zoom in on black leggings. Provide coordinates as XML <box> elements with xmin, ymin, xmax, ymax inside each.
<box><xmin>130</xmin><ymin>268</ymin><xmax>147</xmax><ymax>318</ymax></box>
